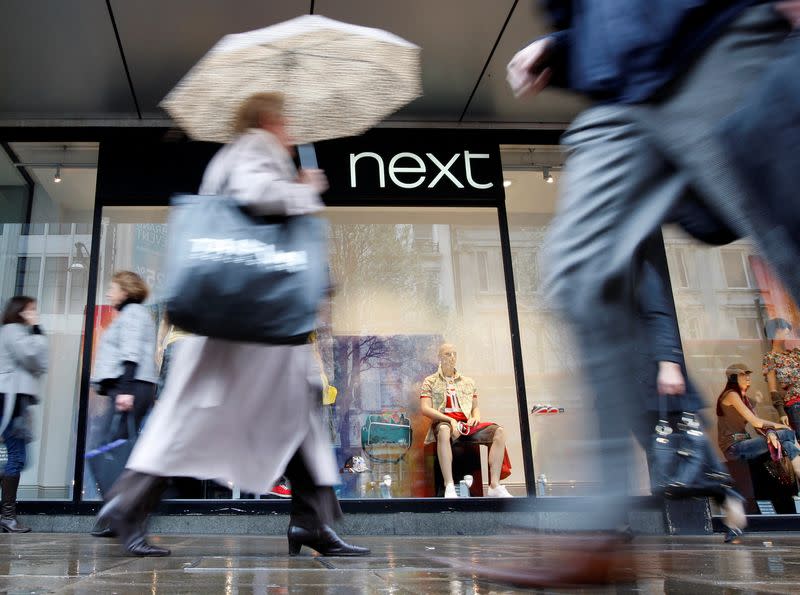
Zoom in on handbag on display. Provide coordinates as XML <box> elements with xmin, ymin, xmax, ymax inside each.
<box><xmin>161</xmin><ymin>194</ymin><xmax>329</xmax><ymax>344</ymax></box>
<box><xmin>650</xmin><ymin>404</ymin><xmax>736</xmax><ymax>501</ymax></box>
<box><xmin>360</xmin><ymin>411</ymin><xmax>413</xmax><ymax>463</ymax></box>
<box><xmin>85</xmin><ymin>413</ymin><xmax>139</xmax><ymax>497</ymax></box>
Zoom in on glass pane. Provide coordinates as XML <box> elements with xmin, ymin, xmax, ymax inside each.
<box><xmin>88</xmin><ymin>205</ymin><xmax>527</xmax><ymax>500</ymax></box>
<box><xmin>665</xmin><ymin>228</ymin><xmax>800</xmax><ymax>515</ymax></box>
<box><xmin>0</xmin><ymin>141</ymin><xmax>98</xmax><ymax>500</ymax></box>
<box><xmin>503</xmin><ymin>145</ymin><xmax>652</xmax><ymax>497</ymax></box>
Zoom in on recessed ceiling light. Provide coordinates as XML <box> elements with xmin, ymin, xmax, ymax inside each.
<box><xmin>503</xmin><ymin>180</ymin><xmax>512</xmax><ymax>188</ymax></box>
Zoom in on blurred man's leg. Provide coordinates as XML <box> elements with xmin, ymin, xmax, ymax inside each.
<box><xmin>545</xmin><ymin>105</ymin><xmax>687</xmax><ymax>529</ymax></box>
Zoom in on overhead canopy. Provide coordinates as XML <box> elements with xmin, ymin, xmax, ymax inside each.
<box><xmin>0</xmin><ymin>0</ymin><xmax>585</xmax><ymax>127</ymax></box>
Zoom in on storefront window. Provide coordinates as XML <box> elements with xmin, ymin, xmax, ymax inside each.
<box><xmin>665</xmin><ymin>227</ymin><xmax>800</xmax><ymax>515</ymax></box>
<box><xmin>503</xmin><ymin>145</ymin><xmax>652</xmax><ymax>497</ymax></box>
<box><xmin>0</xmin><ymin>142</ymin><xmax>97</xmax><ymax>499</ymax></box>
<box><xmin>84</xmin><ymin>205</ymin><xmax>526</xmax><ymax>500</ymax></box>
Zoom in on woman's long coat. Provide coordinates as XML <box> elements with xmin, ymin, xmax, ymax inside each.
<box><xmin>126</xmin><ymin>129</ymin><xmax>338</xmax><ymax>493</ymax></box>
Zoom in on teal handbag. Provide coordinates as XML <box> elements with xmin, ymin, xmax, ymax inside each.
<box><xmin>360</xmin><ymin>412</ymin><xmax>412</xmax><ymax>463</ymax></box>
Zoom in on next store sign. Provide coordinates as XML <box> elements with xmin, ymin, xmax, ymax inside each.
<box><xmin>314</xmin><ymin>129</ymin><xmax>504</xmax><ymax>202</ymax></box>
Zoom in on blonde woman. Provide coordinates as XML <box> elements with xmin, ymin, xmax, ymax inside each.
<box><xmin>95</xmin><ymin>93</ymin><xmax>368</xmax><ymax>558</ymax></box>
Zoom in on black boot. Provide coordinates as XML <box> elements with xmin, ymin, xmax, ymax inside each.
<box><xmin>96</xmin><ymin>471</ymin><xmax>170</xmax><ymax>557</ymax></box>
<box><xmin>90</xmin><ymin>517</ymin><xmax>117</xmax><ymax>538</ymax></box>
<box><xmin>287</xmin><ymin>524</ymin><xmax>370</xmax><ymax>556</ymax></box>
<box><xmin>1</xmin><ymin>476</ymin><xmax>31</xmax><ymax>533</ymax></box>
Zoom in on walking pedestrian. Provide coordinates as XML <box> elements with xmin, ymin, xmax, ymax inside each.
<box><xmin>464</xmin><ymin>0</ymin><xmax>799</xmax><ymax>586</ymax></box>
<box><xmin>0</xmin><ymin>296</ymin><xmax>48</xmax><ymax>533</ymax></box>
<box><xmin>94</xmin><ymin>92</ymin><xmax>369</xmax><ymax>558</ymax></box>
<box><xmin>89</xmin><ymin>271</ymin><xmax>158</xmax><ymax>537</ymax></box>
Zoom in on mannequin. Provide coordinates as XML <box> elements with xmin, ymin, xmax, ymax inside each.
<box><xmin>763</xmin><ymin>318</ymin><xmax>800</xmax><ymax>439</ymax></box>
<box><xmin>419</xmin><ymin>343</ymin><xmax>512</xmax><ymax>498</ymax></box>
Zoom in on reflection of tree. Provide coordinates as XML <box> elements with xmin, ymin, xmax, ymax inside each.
<box><xmin>332</xmin><ymin>334</ymin><xmax>439</xmax><ymax>450</ymax></box>
<box><xmin>327</xmin><ymin>223</ymin><xmax>445</xmax><ymax>448</ymax></box>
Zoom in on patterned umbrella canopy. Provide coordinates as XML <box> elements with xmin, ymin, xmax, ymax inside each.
<box><xmin>161</xmin><ymin>15</ymin><xmax>421</xmax><ymax>144</ymax></box>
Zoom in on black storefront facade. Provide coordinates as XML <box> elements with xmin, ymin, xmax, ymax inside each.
<box><xmin>0</xmin><ymin>125</ymin><xmax>791</xmax><ymax>534</ymax></box>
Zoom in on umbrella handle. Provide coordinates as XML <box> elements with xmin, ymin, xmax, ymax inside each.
<box><xmin>297</xmin><ymin>144</ymin><xmax>318</xmax><ymax>169</ymax></box>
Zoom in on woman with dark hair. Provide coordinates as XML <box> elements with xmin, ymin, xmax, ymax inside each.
<box><xmin>89</xmin><ymin>271</ymin><xmax>158</xmax><ymax>536</ymax></box>
<box><xmin>717</xmin><ymin>362</ymin><xmax>800</xmax><ymax>482</ymax></box>
<box><xmin>762</xmin><ymin>317</ymin><xmax>800</xmax><ymax>440</ymax></box>
<box><xmin>0</xmin><ymin>296</ymin><xmax>48</xmax><ymax>532</ymax></box>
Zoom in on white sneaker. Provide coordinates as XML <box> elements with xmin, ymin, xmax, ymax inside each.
<box><xmin>487</xmin><ymin>485</ymin><xmax>513</xmax><ymax>498</ymax></box>
<box><xmin>444</xmin><ymin>483</ymin><xmax>459</xmax><ymax>498</ymax></box>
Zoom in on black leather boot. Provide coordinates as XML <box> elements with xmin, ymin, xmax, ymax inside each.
<box><xmin>287</xmin><ymin>524</ymin><xmax>370</xmax><ymax>556</ymax></box>
<box><xmin>96</xmin><ymin>471</ymin><xmax>170</xmax><ymax>557</ymax></box>
<box><xmin>90</xmin><ymin>517</ymin><xmax>117</xmax><ymax>538</ymax></box>
<box><xmin>0</xmin><ymin>476</ymin><xmax>31</xmax><ymax>533</ymax></box>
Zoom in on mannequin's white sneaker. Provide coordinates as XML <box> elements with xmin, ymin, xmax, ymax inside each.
<box><xmin>487</xmin><ymin>485</ymin><xmax>513</xmax><ymax>498</ymax></box>
<box><xmin>444</xmin><ymin>483</ymin><xmax>459</xmax><ymax>498</ymax></box>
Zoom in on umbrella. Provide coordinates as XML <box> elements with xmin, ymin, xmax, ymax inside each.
<box><xmin>161</xmin><ymin>15</ymin><xmax>421</xmax><ymax>144</ymax></box>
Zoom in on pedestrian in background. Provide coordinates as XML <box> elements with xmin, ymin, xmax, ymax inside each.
<box><xmin>0</xmin><ymin>296</ymin><xmax>48</xmax><ymax>533</ymax></box>
<box><xmin>95</xmin><ymin>93</ymin><xmax>369</xmax><ymax>558</ymax></box>
<box><xmin>89</xmin><ymin>271</ymin><xmax>158</xmax><ymax>536</ymax></box>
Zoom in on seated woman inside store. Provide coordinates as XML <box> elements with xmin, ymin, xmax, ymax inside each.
<box><xmin>717</xmin><ymin>362</ymin><xmax>800</xmax><ymax>481</ymax></box>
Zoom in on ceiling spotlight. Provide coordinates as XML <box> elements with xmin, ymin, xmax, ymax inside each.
<box><xmin>503</xmin><ymin>180</ymin><xmax>512</xmax><ymax>188</ymax></box>
<box><xmin>53</xmin><ymin>166</ymin><xmax>62</xmax><ymax>183</ymax></box>
<box><xmin>543</xmin><ymin>167</ymin><xmax>554</xmax><ymax>184</ymax></box>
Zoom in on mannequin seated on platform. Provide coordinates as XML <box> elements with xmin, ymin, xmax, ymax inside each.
<box><xmin>419</xmin><ymin>343</ymin><xmax>513</xmax><ymax>498</ymax></box>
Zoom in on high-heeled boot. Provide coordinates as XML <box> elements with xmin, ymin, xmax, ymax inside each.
<box><xmin>0</xmin><ymin>476</ymin><xmax>31</xmax><ymax>533</ymax></box>
<box><xmin>96</xmin><ymin>470</ymin><xmax>170</xmax><ymax>557</ymax></box>
<box><xmin>287</xmin><ymin>524</ymin><xmax>370</xmax><ymax>556</ymax></box>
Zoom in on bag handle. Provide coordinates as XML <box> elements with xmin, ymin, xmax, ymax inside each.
<box><xmin>105</xmin><ymin>412</ymin><xmax>139</xmax><ymax>444</ymax></box>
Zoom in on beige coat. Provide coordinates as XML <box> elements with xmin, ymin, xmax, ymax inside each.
<box><xmin>126</xmin><ymin>130</ymin><xmax>338</xmax><ymax>493</ymax></box>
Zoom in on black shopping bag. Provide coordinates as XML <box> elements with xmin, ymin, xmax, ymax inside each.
<box><xmin>85</xmin><ymin>413</ymin><xmax>138</xmax><ymax>497</ymax></box>
<box><xmin>162</xmin><ymin>194</ymin><xmax>329</xmax><ymax>344</ymax></box>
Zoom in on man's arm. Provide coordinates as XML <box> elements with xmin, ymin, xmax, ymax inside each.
<box><xmin>639</xmin><ymin>261</ymin><xmax>686</xmax><ymax>395</ymax></box>
<box><xmin>469</xmin><ymin>396</ymin><xmax>481</xmax><ymax>427</ymax></box>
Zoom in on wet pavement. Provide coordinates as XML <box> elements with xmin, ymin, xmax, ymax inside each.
<box><xmin>1</xmin><ymin>532</ymin><xmax>799</xmax><ymax>593</ymax></box>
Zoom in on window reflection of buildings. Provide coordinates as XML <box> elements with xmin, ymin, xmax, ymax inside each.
<box><xmin>663</xmin><ymin>228</ymin><xmax>765</xmax><ymax>407</ymax></box>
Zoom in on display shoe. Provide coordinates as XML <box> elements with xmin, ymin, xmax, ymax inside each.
<box><xmin>443</xmin><ymin>483</ymin><xmax>459</xmax><ymax>498</ymax></box>
<box><xmin>287</xmin><ymin>524</ymin><xmax>370</xmax><ymax>557</ymax></box>
<box><xmin>486</xmin><ymin>485</ymin><xmax>513</xmax><ymax>498</ymax></box>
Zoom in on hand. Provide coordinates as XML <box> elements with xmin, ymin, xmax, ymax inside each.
<box><xmin>657</xmin><ymin>362</ymin><xmax>686</xmax><ymax>396</ymax></box>
<box><xmin>19</xmin><ymin>308</ymin><xmax>40</xmax><ymax>326</ymax></box>
<box><xmin>115</xmin><ymin>394</ymin><xmax>134</xmax><ymax>412</ymax></box>
<box><xmin>506</xmin><ymin>38</ymin><xmax>554</xmax><ymax>98</ymax></box>
<box><xmin>781</xmin><ymin>415</ymin><xmax>790</xmax><ymax>427</ymax></box>
<box><xmin>467</xmin><ymin>417</ymin><xmax>480</xmax><ymax>427</ymax></box>
<box><xmin>767</xmin><ymin>430</ymin><xmax>781</xmax><ymax>449</ymax></box>
<box><xmin>298</xmin><ymin>168</ymin><xmax>329</xmax><ymax>194</ymax></box>
<box><xmin>449</xmin><ymin>419</ymin><xmax>462</xmax><ymax>439</ymax></box>
<box><xmin>777</xmin><ymin>1</ymin><xmax>800</xmax><ymax>28</ymax></box>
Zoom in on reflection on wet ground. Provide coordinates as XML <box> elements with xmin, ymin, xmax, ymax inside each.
<box><xmin>1</xmin><ymin>532</ymin><xmax>799</xmax><ymax>593</ymax></box>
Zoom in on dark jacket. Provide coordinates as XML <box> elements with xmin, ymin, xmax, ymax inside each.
<box><xmin>637</xmin><ymin>261</ymin><xmax>704</xmax><ymax>413</ymax></box>
<box><xmin>540</xmin><ymin>0</ymin><xmax>762</xmax><ymax>103</ymax></box>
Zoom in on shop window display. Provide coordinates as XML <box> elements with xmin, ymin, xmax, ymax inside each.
<box><xmin>665</xmin><ymin>224</ymin><xmax>800</xmax><ymax>515</ymax></box>
<box><xmin>84</xmin><ymin>205</ymin><xmax>526</xmax><ymax>500</ymax></box>
<box><xmin>0</xmin><ymin>142</ymin><xmax>98</xmax><ymax>500</ymax></box>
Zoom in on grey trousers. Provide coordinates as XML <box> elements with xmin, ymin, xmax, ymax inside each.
<box><xmin>544</xmin><ymin>5</ymin><xmax>788</xmax><ymax>528</ymax></box>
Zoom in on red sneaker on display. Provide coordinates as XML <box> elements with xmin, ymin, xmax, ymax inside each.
<box><xmin>269</xmin><ymin>483</ymin><xmax>292</xmax><ymax>498</ymax></box>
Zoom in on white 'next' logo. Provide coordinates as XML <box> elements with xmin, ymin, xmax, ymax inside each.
<box><xmin>349</xmin><ymin>151</ymin><xmax>494</xmax><ymax>190</ymax></box>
